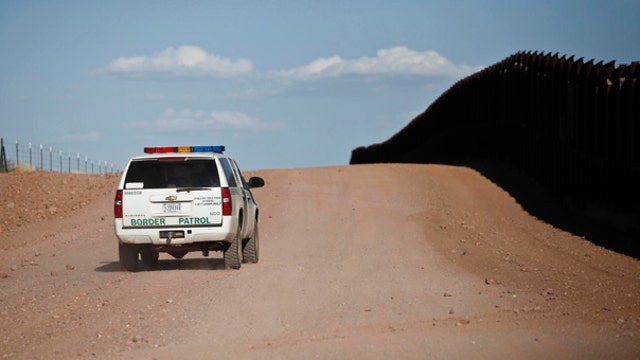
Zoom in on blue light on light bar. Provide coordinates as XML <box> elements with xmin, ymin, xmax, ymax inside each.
<box><xmin>191</xmin><ymin>145</ymin><xmax>225</xmax><ymax>153</ymax></box>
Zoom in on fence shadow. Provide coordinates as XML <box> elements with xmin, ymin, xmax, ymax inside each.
<box><xmin>468</xmin><ymin>161</ymin><xmax>640</xmax><ymax>260</ymax></box>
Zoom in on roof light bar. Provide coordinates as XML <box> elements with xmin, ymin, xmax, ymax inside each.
<box><xmin>144</xmin><ymin>146</ymin><xmax>225</xmax><ymax>154</ymax></box>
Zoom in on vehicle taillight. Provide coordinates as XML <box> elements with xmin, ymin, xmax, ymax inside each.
<box><xmin>221</xmin><ymin>187</ymin><xmax>232</xmax><ymax>216</ymax></box>
<box><xmin>114</xmin><ymin>190</ymin><xmax>123</xmax><ymax>219</ymax></box>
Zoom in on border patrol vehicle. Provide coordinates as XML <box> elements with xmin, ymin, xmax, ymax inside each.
<box><xmin>113</xmin><ymin>145</ymin><xmax>264</xmax><ymax>271</ymax></box>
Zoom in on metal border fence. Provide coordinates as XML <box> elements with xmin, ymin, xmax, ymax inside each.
<box><xmin>351</xmin><ymin>51</ymin><xmax>639</xmax><ymax>214</ymax></box>
<box><xmin>0</xmin><ymin>138</ymin><xmax>117</xmax><ymax>174</ymax></box>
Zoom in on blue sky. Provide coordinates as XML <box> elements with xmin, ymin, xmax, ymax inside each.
<box><xmin>1</xmin><ymin>1</ymin><xmax>638</xmax><ymax>170</ymax></box>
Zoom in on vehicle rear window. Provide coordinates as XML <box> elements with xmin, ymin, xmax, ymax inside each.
<box><xmin>124</xmin><ymin>159</ymin><xmax>221</xmax><ymax>189</ymax></box>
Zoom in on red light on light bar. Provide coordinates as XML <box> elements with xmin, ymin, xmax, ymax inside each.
<box><xmin>144</xmin><ymin>147</ymin><xmax>177</xmax><ymax>154</ymax></box>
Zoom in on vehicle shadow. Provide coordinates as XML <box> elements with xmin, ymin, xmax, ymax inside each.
<box><xmin>95</xmin><ymin>258</ymin><xmax>227</xmax><ymax>272</ymax></box>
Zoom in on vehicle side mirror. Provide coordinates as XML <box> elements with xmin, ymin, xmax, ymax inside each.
<box><xmin>248</xmin><ymin>176</ymin><xmax>265</xmax><ymax>188</ymax></box>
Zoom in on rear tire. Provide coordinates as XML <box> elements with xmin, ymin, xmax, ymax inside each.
<box><xmin>140</xmin><ymin>245</ymin><xmax>159</xmax><ymax>267</ymax></box>
<box><xmin>242</xmin><ymin>223</ymin><xmax>259</xmax><ymax>264</ymax></box>
<box><xmin>224</xmin><ymin>230</ymin><xmax>242</xmax><ymax>270</ymax></box>
<box><xmin>119</xmin><ymin>243</ymin><xmax>139</xmax><ymax>272</ymax></box>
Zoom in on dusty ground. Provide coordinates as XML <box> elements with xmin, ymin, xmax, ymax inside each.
<box><xmin>0</xmin><ymin>164</ymin><xmax>639</xmax><ymax>359</ymax></box>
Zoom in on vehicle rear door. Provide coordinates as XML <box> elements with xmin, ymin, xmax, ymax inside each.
<box><xmin>121</xmin><ymin>158</ymin><xmax>223</xmax><ymax>228</ymax></box>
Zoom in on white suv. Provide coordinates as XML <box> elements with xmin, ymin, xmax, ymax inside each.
<box><xmin>113</xmin><ymin>146</ymin><xmax>264</xmax><ymax>271</ymax></box>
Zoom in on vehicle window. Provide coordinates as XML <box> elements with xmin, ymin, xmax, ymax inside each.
<box><xmin>230</xmin><ymin>159</ymin><xmax>248</xmax><ymax>188</ymax></box>
<box><xmin>124</xmin><ymin>159</ymin><xmax>220</xmax><ymax>189</ymax></box>
<box><xmin>218</xmin><ymin>158</ymin><xmax>238</xmax><ymax>187</ymax></box>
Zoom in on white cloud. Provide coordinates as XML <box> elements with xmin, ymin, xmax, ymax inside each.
<box><xmin>270</xmin><ymin>47</ymin><xmax>482</xmax><ymax>81</ymax></box>
<box><xmin>99</xmin><ymin>46</ymin><xmax>482</xmax><ymax>97</ymax></box>
<box><xmin>100</xmin><ymin>45</ymin><xmax>254</xmax><ymax>79</ymax></box>
<box><xmin>100</xmin><ymin>45</ymin><xmax>481</xmax><ymax>83</ymax></box>
<box><xmin>127</xmin><ymin>108</ymin><xmax>283</xmax><ymax>133</ymax></box>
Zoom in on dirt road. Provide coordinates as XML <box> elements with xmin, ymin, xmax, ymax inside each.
<box><xmin>1</xmin><ymin>164</ymin><xmax>639</xmax><ymax>359</ymax></box>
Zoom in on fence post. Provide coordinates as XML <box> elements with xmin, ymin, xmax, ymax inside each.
<box><xmin>15</xmin><ymin>140</ymin><xmax>19</xmax><ymax>168</ymax></box>
<box><xmin>0</xmin><ymin>138</ymin><xmax>7</xmax><ymax>173</ymax></box>
<box><xmin>40</xmin><ymin>144</ymin><xmax>43</xmax><ymax>171</ymax></box>
<box><xmin>29</xmin><ymin>143</ymin><xmax>32</xmax><ymax>169</ymax></box>
<box><xmin>49</xmin><ymin>147</ymin><xmax>52</xmax><ymax>171</ymax></box>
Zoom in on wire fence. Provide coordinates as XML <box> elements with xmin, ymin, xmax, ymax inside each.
<box><xmin>0</xmin><ymin>138</ymin><xmax>118</xmax><ymax>174</ymax></box>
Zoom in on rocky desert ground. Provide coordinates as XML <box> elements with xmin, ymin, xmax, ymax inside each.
<box><xmin>1</xmin><ymin>164</ymin><xmax>639</xmax><ymax>359</ymax></box>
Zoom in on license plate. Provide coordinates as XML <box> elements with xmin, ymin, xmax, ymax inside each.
<box><xmin>163</xmin><ymin>202</ymin><xmax>182</xmax><ymax>213</ymax></box>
